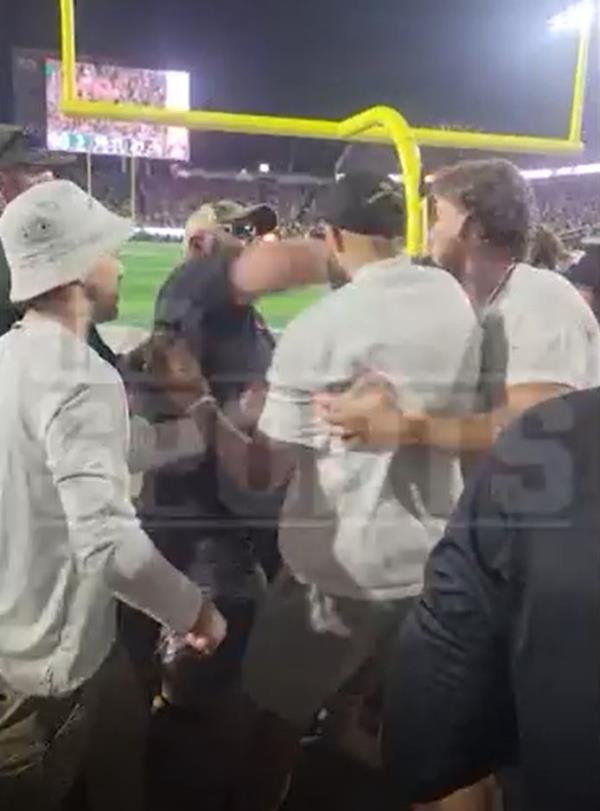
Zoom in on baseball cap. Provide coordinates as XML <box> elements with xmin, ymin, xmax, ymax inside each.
<box><xmin>0</xmin><ymin>125</ymin><xmax>74</xmax><ymax>169</ymax></box>
<box><xmin>320</xmin><ymin>171</ymin><xmax>405</xmax><ymax>238</ymax></box>
<box><xmin>184</xmin><ymin>200</ymin><xmax>277</xmax><ymax>245</ymax></box>
<box><xmin>0</xmin><ymin>180</ymin><xmax>133</xmax><ymax>303</ymax></box>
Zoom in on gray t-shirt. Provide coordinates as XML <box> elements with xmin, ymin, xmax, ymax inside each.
<box><xmin>478</xmin><ymin>263</ymin><xmax>600</xmax><ymax>410</ymax></box>
<box><xmin>259</xmin><ymin>257</ymin><xmax>480</xmax><ymax>600</ymax></box>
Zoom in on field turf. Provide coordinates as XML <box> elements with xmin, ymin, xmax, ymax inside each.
<box><xmin>118</xmin><ymin>240</ymin><xmax>323</xmax><ymax>331</ymax></box>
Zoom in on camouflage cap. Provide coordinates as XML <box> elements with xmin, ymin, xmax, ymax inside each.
<box><xmin>184</xmin><ymin>200</ymin><xmax>277</xmax><ymax>246</ymax></box>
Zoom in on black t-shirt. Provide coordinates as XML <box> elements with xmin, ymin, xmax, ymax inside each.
<box><xmin>140</xmin><ymin>251</ymin><xmax>279</xmax><ymax>587</ymax></box>
<box><xmin>153</xmin><ymin>248</ymin><xmax>273</xmax><ymax>402</ymax></box>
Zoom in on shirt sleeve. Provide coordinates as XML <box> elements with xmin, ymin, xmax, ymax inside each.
<box><xmin>44</xmin><ymin>376</ymin><xmax>204</xmax><ymax>633</ymax></box>
<box><xmin>502</xmin><ymin>293</ymin><xmax>600</xmax><ymax>390</ymax></box>
<box><xmin>258</xmin><ymin>314</ymin><xmax>335</xmax><ymax>450</ymax></box>
<box><xmin>128</xmin><ymin>413</ymin><xmax>208</xmax><ymax>474</ymax></box>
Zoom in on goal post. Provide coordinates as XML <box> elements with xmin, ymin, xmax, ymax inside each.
<box><xmin>57</xmin><ymin>0</ymin><xmax>591</xmax><ymax>255</ymax></box>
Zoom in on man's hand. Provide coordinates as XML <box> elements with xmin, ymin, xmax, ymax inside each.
<box><xmin>186</xmin><ymin>600</ymin><xmax>227</xmax><ymax>656</ymax></box>
<box><xmin>315</xmin><ymin>375</ymin><xmax>420</xmax><ymax>450</ymax></box>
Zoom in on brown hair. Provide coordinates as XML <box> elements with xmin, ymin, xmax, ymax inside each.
<box><xmin>529</xmin><ymin>224</ymin><xmax>570</xmax><ymax>270</ymax></box>
<box><xmin>431</xmin><ymin>159</ymin><xmax>536</xmax><ymax>261</ymax></box>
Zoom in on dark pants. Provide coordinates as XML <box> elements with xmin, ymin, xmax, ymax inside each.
<box><xmin>0</xmin><ymin>646</ymin><xmax>147</xmax><ymax>811</ymax></box>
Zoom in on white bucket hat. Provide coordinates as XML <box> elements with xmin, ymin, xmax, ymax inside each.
<box><xmin>0</xmin><ymin>179</ymin><xmax>133</xmax><ymax>303</ymax></box>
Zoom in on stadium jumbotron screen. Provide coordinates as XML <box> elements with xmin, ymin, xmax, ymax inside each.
<box><xmin>45</xmin><ymin>58</ymin><xmax>190</xmax><ymax>160</ymax></box>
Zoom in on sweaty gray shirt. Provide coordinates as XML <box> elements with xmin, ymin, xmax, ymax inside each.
<box><xmin>259</xmin><ymin>257</ymin><xmax>480</xmax><ymax>601</ymax></box>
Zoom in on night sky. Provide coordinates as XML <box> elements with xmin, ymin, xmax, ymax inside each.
<box><xmin>1</xmin><ymin>0</ymin><xmax>595</xmax><ymax>170</ymax></box>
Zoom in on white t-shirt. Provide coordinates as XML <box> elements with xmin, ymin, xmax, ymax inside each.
<box><xmin>478</xmin><ymin>263</ymin><xmax>600</xmax><ymax>410</ymax></box>
<box><xmin>259</xmin><ymin>257</ymin><xmax>481</xmax><ymax>600</ymax></box>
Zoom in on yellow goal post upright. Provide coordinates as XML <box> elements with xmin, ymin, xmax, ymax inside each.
<box><xmin>58</xmin><ymin>0</ymin><xmax>590</xmax><ymax>256</ymax></box>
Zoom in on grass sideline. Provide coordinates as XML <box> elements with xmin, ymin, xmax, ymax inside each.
<box><xmin>118</xmin><ymin>240</ymin><xmax>323</xmax><ymax>331</ymax></box>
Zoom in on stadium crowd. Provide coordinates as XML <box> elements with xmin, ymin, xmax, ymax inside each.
<box><xmin>2</xmin><ymin>123</ymin><xmax>600</xmax><ymax>811</ymax></box>
<box><xmin>58</xmin><ymin>158</ymin><xmax>600</xmax><ymax>241</ymax></box>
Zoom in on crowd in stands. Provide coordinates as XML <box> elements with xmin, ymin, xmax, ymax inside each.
<box><xmin>60</xmin><ymin>160</ymin><xmax>600</xmax><ymax>246</ymax></box>
<box><xmin>535</xmin><ymin>175</ymin><xmax>600</xmax><ymax>239</ymax></box>
<box><xmin>5</xmin><ymin>121</ymin><xmax>600</xmax><ymax>811</ymax></box>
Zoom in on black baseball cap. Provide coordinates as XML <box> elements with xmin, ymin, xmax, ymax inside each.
<box><xmin>320</xmin><ymin>171</ymin><xmax>405</xmax><ymax>239</ymax></box>
<box><xmin>0</xmin><ymin>126</ymin><xmax>74</xmax><ymax>169</ymax></box>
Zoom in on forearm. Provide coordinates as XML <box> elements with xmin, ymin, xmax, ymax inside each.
<box><xmin>231</xmin><ymin>238</ymin><xmax>330</xmax><ymax>298</ymax></box>
<box><xmin>186</xmin><ymin>397</ymin><xmax>292</xmax><ymax>492</ymax></box>
<box><xmin>59</xmin><ymin>477</ymin><xmax>204</xmax><ymax>632</ymax></box>
<box><xmin>409</xmin><ymin>386</ymin><xmax>566</xmax><ymax>453</ymax></box>
<box><xmin>216</xmin><ymin>417</ymin><xmax>291</xmax><ymax>492</ymax></box>
<box><xmin>128</xmin><ymin>413</ymin><xmax>209</xmax><ymax>474</ymax></box>
<box><xmin>410</xmin><ymin>411</ymin><xmax>499</xmax><ymax>453</ymax></box>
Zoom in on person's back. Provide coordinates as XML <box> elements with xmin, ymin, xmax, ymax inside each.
<box><xmin>263</xmin><ymin>256</ymin><xmax>480</xmax><ymax>598</ymax></box>
<box><xmin>238</xmin><ymin>171</ymin><xmax>480</xmax><ymax>811</ymax></box>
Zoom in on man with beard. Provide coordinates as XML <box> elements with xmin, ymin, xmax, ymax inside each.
<box><xmin>318</xmin><ymin>159</ymin><xmax>600</xmax><ymax>460</ymax></box>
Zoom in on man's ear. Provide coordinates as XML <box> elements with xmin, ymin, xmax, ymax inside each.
<box><xmin>332</xmin><ymin>226</ymin><xmax>345</xmax><ymax>254</ymax></box>
<box><xmin>325</xmin><ymin>225</ymin><xmax>344</xmax><ymax>254</ymax></box>
<box><xmin>459</xmin><ymin>214</ymin><xmax>482</xmax><ymax>247</ymax></box>
<box><xmin>186</xmin><ymin>229</ymin><xmax>218</xmax><ymax>259</ymax></box>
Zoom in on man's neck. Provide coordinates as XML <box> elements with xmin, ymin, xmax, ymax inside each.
<box><xmin>462</xmin><ymin>253</ymin><xmax>515</xmax><ymax>309</ymax></box>
<box><xmin>346</xmin><ymin>247</ymin><xmax>397</xmax><ymax>278</ymax></box>
<box><xmin>24</xmin><ymin>289</ymin><xmax>92</xmax><ymax>340</ymax></box>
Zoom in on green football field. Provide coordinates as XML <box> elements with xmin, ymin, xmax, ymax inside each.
<box><xmin>118</xmin><ymin>240</ymin><xmax>323</xmax><ymax>331</ymax></box>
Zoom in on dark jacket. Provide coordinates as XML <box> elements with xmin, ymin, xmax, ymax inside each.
<box><xmin>383</xmin><ymin>388</ymin><xmax>600</xmax><ymax>811</ymax></box>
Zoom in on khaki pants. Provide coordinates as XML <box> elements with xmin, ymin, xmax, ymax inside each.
<box><xmin>0</xmin><ymin>646</ymin><xmax>147</xmax><ymax>811</ymax></box>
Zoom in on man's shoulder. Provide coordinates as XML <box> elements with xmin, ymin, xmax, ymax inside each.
<box><xmin>511</xmin><ymin>263</ymin><xmax>583</xmax><ymax>302</ymax></box>
<box><xmin>492</xmin><ymin>264</ymin><xmax>597</xmax><ymax>335</ymax></box>
<box><xmin>155</xmin><ymin>254</ymin><xmax>232</xmax><ymax>327</ymax></box>
<box><xmin>23</xmin><ymin>321</ymin><xmax>122</xmax><ymax>390</ymax></box>
<box><xmin>359</xmin><ymin>258</ymin><xmax>467</xmax><ymax>292</ymax></box>
<box><xmin>276</xmin><ymin>287</ymin><xmax>341</xmax><ymax>344</ymax></box>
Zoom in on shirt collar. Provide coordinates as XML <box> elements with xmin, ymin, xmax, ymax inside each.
<box><xmin>352</xmin><ymin>254</ymin><xmax>413</xmax><ymax>284</ymax></box>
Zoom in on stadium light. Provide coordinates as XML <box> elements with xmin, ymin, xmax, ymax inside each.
<box><xmin>259</xmin><ymin>162</ymin><xmax>271</xmax><ymax>174</ymax></box>
<box><xmin>548</xmin><ymin>2</ymin><xmax>594</xmax><ymax>33</ymax></box>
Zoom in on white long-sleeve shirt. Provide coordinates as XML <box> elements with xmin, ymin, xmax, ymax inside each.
<box><xmin>0</xmin><ymin>316</ymin><xmax>204</xmax><ymax>697</ymax></box>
